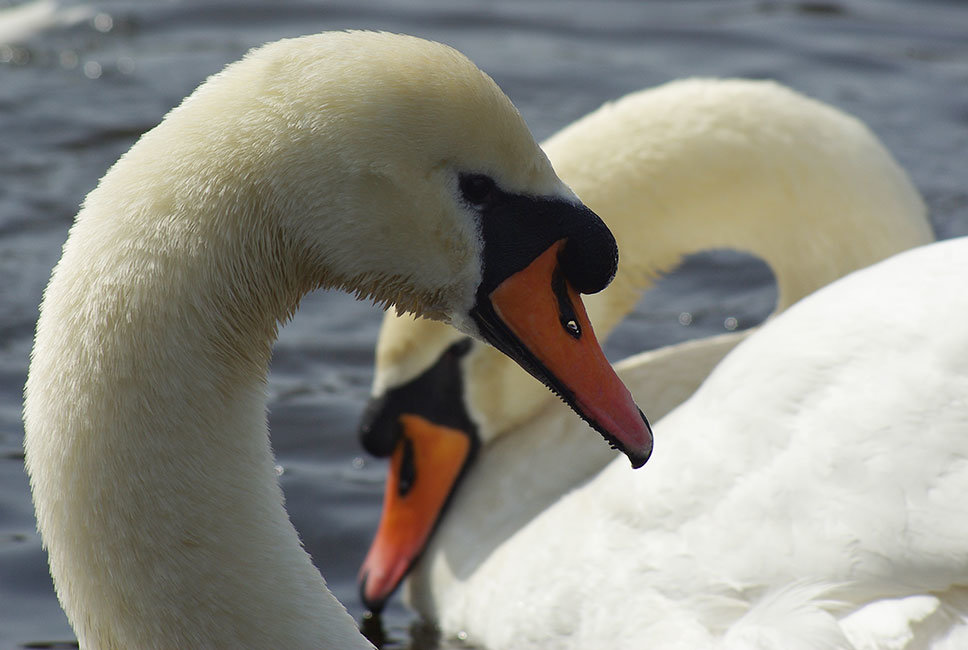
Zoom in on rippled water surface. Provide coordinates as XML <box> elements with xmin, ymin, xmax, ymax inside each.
<box><xmin>1</xmin><ymin>0</ymin><xmax>966</xmax><ymax>647</ymax></box>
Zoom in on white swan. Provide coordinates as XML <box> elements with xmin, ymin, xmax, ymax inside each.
<box><xmin>21</xmin><ymin>31</ymin><xmax>653</xmax><ymax>649</ymax></box>
<box><xmin>427</xmin><ymin>236</ymin><xmax>968</xmax><ymax>649</ymax></box>
<box><xmin>357</xmin><ymin>78</ymin><xmax>933</xmax><ymax>609</ymax></box>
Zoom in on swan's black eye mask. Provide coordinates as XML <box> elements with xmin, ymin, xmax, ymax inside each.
<box><xmin>460</xmin><ymin>172</ymin><xmax>618</xmax><ymax>297</ymax></box>
<box><xmin>355</xmin><ymin>173</ymin><xmax>654</xmax><ymax>615</ymax></box>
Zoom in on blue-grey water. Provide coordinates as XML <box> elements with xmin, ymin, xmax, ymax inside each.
<box><xmin>0</xmin><ymin>1</ymin><xmax>966</xmax><ymax>647</ymax></box>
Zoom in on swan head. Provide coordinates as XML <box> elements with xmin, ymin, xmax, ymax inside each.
<box><xmin>265</xmin><ymin>33</ymin><xmax>654</xmax><ymax>449</ymax></box>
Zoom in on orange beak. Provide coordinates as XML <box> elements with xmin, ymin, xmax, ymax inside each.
<box><xmin>358</xmin><ymin>414</ymin><xmax>474</xmax><ymax>612</ymax></box>
<box><xmin>473</xmin><ymin>239</ymin><xmax>653</xmax><ymax>467</ymax></box>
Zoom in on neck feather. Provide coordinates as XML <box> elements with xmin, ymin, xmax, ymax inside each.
<box><xmin>23</xmin><ymin>189</ymin><xmax>369</xmax><ymax>648</ymax></box>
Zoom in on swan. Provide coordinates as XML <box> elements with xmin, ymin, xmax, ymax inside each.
<box><xmin>356</xmin><ymin>78</ymin><xmax>933</xmax><ymax>610</ymax></box>
<box><xmin>422</xmin><ymin>236</ymin><xmax>968</xmax><ymax>649</ymax></box>
<box><xmin>21</xmin><ymin>31</ymin><xmax>653</xmax><ymax>649</ymax></box>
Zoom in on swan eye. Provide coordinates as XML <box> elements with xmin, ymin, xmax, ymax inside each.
<box><xmin>459</xmin><ymin>173</ymin><xmax>497</xmax><ymax>206</ymax></box>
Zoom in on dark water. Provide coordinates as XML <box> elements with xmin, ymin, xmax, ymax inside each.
<box><xmin>1</xmin><ymin>0</ymin><xmax>966</xmax><ymax>647</ymax></box>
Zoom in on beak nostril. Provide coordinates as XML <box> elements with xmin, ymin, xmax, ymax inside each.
<box><xmin>551</xmin><ymin>265</ymin><xmax>583</xmax><ymax>340</ymax></box>
<box><xmin>396</xmin><ymin>435</ymin><xmax>417</xmax><ymax>497</ymax></box>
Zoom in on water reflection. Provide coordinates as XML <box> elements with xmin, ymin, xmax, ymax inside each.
<box><xmin>362</xmin><ymin>612</ymin><xmax>459</xmax><ymax>650</ymax></box>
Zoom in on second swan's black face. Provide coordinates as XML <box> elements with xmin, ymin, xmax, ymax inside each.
<box><xmin>359</xmin><ymin>337</ymin><xmax>478</xmax><ymax>460</ymax></box>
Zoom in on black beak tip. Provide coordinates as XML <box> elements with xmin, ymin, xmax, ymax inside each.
<box><xmin>628</xmin><ymin>409</ymin><xmax>654</xmax><ymax>469</ymax></box>
<box><xmin>359</xmin><ymin>604</ymin><xmax>389</xmax><ymax>647</ymax></box>
<box><xmin>629</xmin><ymin>451</ymin><xmax>650</xmax><ymax>470</ymax></box>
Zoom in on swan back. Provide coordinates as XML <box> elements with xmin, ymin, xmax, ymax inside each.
<box><xmin>425</xmin><ymin>237</ymin><xmax>968</xmax><ymax>649</ymax></box>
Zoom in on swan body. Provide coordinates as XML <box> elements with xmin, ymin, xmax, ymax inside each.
<box><xmin>22</xmin><ymin>31</ymin><xmax>650</xmax><ymax>648</ymax></box>
<box><xmin>425</xmin><ymin>237</ymin><xmax>968</xmax><ymax>649</ymax></box>
<box><xmin>358</xmin><ymin>78</ymin><xmax>933</xmax><ymax>609</ymax></box>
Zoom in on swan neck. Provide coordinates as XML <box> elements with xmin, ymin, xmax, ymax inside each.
<box><xmin>23</xmin><ymin>199</ymin><xmax>366</xmax><ymax>646</ymax></box>
<box><xmin>542</xmin><ymin>80</ymin><xmax>933</xmax><ymax>327</ymax></box>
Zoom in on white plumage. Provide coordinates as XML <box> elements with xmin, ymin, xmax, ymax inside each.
<box><xmin>420</xmin><ymin>238</ymin><xmax>968</xmax><ymax>649</ymax></box>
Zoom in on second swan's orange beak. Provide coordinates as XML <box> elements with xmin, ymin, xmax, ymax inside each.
<box><xmin>358</xmin><ymin>414</ymin><xmax>474</xmax><ymax>611</ymax></box>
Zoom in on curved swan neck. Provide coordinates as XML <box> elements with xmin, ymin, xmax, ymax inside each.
<box><xmin>544</xmin><ymin>79</ymin><xmax>931</xmax><ymax>327</ymax></box>
<box><xmin>23</xmin><ymin>141</ymin><xmax>368</xmax><ymax>649</ymax></box>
